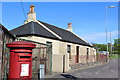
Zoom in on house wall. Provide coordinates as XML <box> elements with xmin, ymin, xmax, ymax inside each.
<box><xmin>18</xmin><ymin>36</ymin><xmax>60</xmax><ymax>55</ymax></box>
<box><xmin>0</xmin><ymin>28</ymin><xmax>15</xmax><ymax>79</ymax></box>
<box><xmin>59</xmin><ymin>42</ymin><xmax>96</xmax><ymax>65</ymax></box>
<box><xmin>17</xmin><ymin>36</ymin><xmax>68</xmax><ymax>72</ymax></box>
<box><xmin>0</xmin><ymin>28</ymin><xmax>2</xmax><ymax>80</ymax></box>
<box><xmin>17</xmin><ymin>36</ymin><xmax>96</xmax><ymax>73</ymax></box>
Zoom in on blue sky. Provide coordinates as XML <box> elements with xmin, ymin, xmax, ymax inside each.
<box><xmin>1</xmin><ymin>2</ymin><xmax>118</xmax><ymax>44</ymax></box>
<box><xmin>1</xmin><ymin>0</ymin><xmax>120</xmax><ymax>2</ymax></box>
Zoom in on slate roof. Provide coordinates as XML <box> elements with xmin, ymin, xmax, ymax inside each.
<box><xmin>10</xmin><ymin>21</ymin><xmax>58</xmax><ymax>39</ymax></box>
<box><xmin>10</xmin><ymin>21</ymin><xmax>92</xmax><ymax>47</ymax></box>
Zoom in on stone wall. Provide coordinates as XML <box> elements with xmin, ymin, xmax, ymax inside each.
<box><xmin>0</xmin><ymin>28</ymin><xmax>2</xmax><ymax>79</ymax></box>
<box><xmin>0</xmin><ymin>30</ymin><xmax>15</xmax><ymax>79</ymax></box>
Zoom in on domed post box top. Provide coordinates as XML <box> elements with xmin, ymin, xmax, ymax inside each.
<box><xmin>6</xmin><ymin>41</ymin><xmax>36</xmax><ymax>49</ymax></box>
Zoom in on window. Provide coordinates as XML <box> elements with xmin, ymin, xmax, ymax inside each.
<box><xmin>0</xmin><ymin>27</ymin><xmax>3</xmax><ymax>40</ymax></box>
<box><xmin>86</xmin><ymin>48</ymin><xmax>89</xmax><ymax>59</ymax></box>
<box><xmin>46</xmin><ymin>41</ymin><xmax>52</xmax><ymax>56</ymax></box>
<box><xmin>67</xmin><ymin>45</ymin><xmax>71</xmax><ymax>59</ymax></box>
<box><xmin>46</xmin><ymin>41</ymin><xmax>52</xmax><ymax>45</ymax></box>
<box><xmin>67</xmin><ymin>45</ymin><xmax>71</xmax><ymax>53</ymax></box>
<box><xmin>87</xmin><ymin>48</ymin><xmax>89</xmax><ymax>55</ymax></box>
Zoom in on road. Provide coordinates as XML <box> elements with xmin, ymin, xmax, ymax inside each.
<box><xmin>49</xmin><ymin>58</ymin><xmax>119</xmax><ymax>78</ymax></box>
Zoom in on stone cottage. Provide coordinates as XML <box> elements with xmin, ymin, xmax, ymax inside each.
<box><xmin>10</xmin><ymin>5</ymin><xmax>96</xmax><ymax>73</ymax></box>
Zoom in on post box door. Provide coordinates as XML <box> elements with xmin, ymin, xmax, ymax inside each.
<box><xmin>16</xmin><ymin>53</ymin><xmax>32</xmax><ymax>78</ymax></box>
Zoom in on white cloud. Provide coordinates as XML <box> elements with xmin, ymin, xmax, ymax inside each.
<box><xmin>82</xmin><ymin>30</ymin><xmax>118</xmax><ymax>44</ymax></box>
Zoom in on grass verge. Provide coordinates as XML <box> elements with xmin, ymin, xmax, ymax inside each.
<box><xmin>110</xmin><ymin>54</ymin><xmax>120</xmax><ymax>59</ymax></box>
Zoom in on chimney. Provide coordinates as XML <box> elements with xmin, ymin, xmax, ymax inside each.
<box><xmin>67</xmin><ymin>23</ymin><xmax>73</xmax><ymax>32</ymax></box>
<box><xmin>24</xmin><ymin>5</ymin><xmax>37</xmax><ymax>24</ymax></box>
<box><xmin>30</xmin><ymin>5</ymin><xmax>35</xmax><ymax>13</ymax></box>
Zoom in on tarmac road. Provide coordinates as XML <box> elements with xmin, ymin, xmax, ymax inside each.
<box><xmin>49</xmin><ymin>58</ymin><xmax>119</xmax><ymax>78</ymax></box>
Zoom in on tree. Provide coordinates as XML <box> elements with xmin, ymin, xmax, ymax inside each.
<box><xmin>92</xmin><ymin>43</ymin><xmax>107</xmax><ymax>52</ymax></box>
<box><xmin>113</xmin><ymin>39</ymin><xmax>120</xmax><ymax>54</ymax></box>
<box><xmin>92</xmin><ymin>39</ymin><xmax>120</xmax><ymax>54</ymax></box>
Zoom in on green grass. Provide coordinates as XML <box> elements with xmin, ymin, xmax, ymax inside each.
<box><xmin>110</xmin><ymin>54</ymin><xmax>120</xmax><ymax>59</ymax></box>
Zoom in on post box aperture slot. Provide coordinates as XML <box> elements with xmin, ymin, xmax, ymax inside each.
<box><xmin>20</xmin><ymin>56</ymin><xmax>31</xmax><ymax>59</ymax></box>
<box><xmin>19</xmin><ymin>56</ymin><xmax>31</xmax><ymax>61</ymax></box>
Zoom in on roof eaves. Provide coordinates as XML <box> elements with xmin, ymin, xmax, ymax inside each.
<box><xmin>16</xmin><ymin>34</ymin><xmax>60</xmax><ymax>41</ymax></box>
<box><xmin>16</xmin><ymin>34</ymin><xmax>92</xmax><ymax>47</ymax></box>
<box><xmin>71</xmin><ymin>32</ymin><xmax>93</xmax><ymax>46</ymax></box>
<box><xmin>38</xmin><ymin>20</ymin><xmax>92</xmax><ymax>47</ymax></box>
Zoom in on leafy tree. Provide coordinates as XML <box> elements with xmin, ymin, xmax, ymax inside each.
<box><xmin>92</xmin><ymin>39</ymin><xmax>120</xmax><ymax>54</ymax></box>
<box><xmin>113</xmin><ymin>39</ymin><xmax>120</xmax><ymax>54</ymax></box>
<box><xmin>92</xmin><ymin>43</ymin><xmax>107</xmax><ymax>52</ymax></box>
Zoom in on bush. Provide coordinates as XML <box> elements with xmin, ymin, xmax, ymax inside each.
<box><xmin>112</xmin><ymin>51</ymin><xmax>120</xmax><ymax>54</ymax></box>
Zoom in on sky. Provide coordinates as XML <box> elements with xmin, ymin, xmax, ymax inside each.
<box><xmin>1</xmin><ymin>2</ymin><xmax>118</xmax><ymax>44</ymax></box>
<box><xmin>1</xmin><ymin>0</ymin><xmax>120</xmax><ymax>2</ymax></box>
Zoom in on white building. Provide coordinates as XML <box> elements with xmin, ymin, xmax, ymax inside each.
<box><xmin>10</xmin><ymin>5</ymin><xmax>96</xmax><ymax>73</ymax></box>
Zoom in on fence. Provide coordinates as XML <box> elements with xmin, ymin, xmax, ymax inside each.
<box><xmin>96</xmin><ymin>53</ymin><xmax>109</xmax><ymax>64</ymax></box>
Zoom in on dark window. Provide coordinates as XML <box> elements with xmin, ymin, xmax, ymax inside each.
<box><xmin>87</xmin><ymin>48</ymin><xmax>89</xmax><ymax>55</ymax></box>
<box><xmin>67</xmin><ymin>45</ymin><xmax>71</xmax><ymax>53</ymax></box>
<box><xmin>76</xmin><ymin>46</ymin><xmax>79</xmax><ymax>63</ymax></box>
<box><xmin>87</xmin><ymin>48</ymin><xmax>89</xmax><ymax>59</ymax></box>
<box><xmin>46</xmin><ymin>41</ymin><xmax>52</xmax><ymax>45</ymax></box>
<box><xmin>0</xmin><ymin>27</ymin><xmax>3</xmax><ymax>40</ymax></box>
<box><xmin>67</xmin><ymin>45</ymin><xmax>71</xmax><ymax>59</ymax></box>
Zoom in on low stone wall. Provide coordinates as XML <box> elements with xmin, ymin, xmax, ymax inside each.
<box><xmin>70</xmin><ymin>55</ymin><xmax>96</xmax><ymax>65</ymax></box>
<box><xmin>97</xmin><ymin>54</ymin><xmax>108</xmax><ymax>63</ymax></box>
<box><xmin>88</xmin><ymin>55</ymin><xmax>96</xmax><ymax>63</ymax></box>
<box><xmin>52</xmin><ymin>54</ymin><xmax>70</xmax><ymax>73</ymax></box>
<box><xmin>69</xmin><ymin>55</ymin><xmax>76</xmax><ymax>65</ymax></box>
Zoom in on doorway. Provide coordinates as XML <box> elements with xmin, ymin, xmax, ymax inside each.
<box><xmin>76</xmin><ymin>46</ymin><xmax>79</xmax><ymax>63</ymax></box>
<box><xmin>86</xmin><ymin>48</ymin><xmax>89</xmax><ymax>62</ymax></box>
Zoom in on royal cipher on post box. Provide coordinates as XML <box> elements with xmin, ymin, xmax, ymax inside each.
<box><xmin>6</xmin><ymin>41</ymin><xmax>36</xmax><ymax>79</ymax></box>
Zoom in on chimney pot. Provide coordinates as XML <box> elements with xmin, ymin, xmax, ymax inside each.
<box><xmin>68</xmin><ymin>23</ymin><xmax>72</xmax><ymax>26</ymax></box>
<box><xmin>30</xmin><ymin>5</ymin><xmax>35</xmax><ymax>13</ymax></box>
<box><xmin>67</xmin><ymin>23</ymin><xmax>73</xmax><ymax>32</ymax></box>
<box><xmin>24</xmin><ymin>5</ymin><xmax>36</xmax><ymax>24</ymax></box>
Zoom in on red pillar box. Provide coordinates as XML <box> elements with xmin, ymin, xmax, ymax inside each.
<box><xmin>6</xmin><ymin>41</ymin><xmax>36</xmax><ymax>79</ymax></box>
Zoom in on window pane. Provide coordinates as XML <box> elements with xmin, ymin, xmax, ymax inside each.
<box><xmin>67</xmin><ymin>45</ymin><xmax>71</xmax><ymax>53</ymax></box>
<box><xmin>67</xmin><ymin>45</ymin><xmax>71</xmax><ymax>59</ymax></box>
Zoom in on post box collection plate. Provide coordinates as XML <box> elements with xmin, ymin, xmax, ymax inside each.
<box><xmin>20</xmin><ymin>64</ymin><xmax>29</xmax><ymax>76</ymax></box>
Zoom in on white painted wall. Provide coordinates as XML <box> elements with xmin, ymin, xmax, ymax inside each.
<box><xmin>17</xmin><ymin>36</ymin><xmax>96</xmax><ymax>72</ymax></box>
